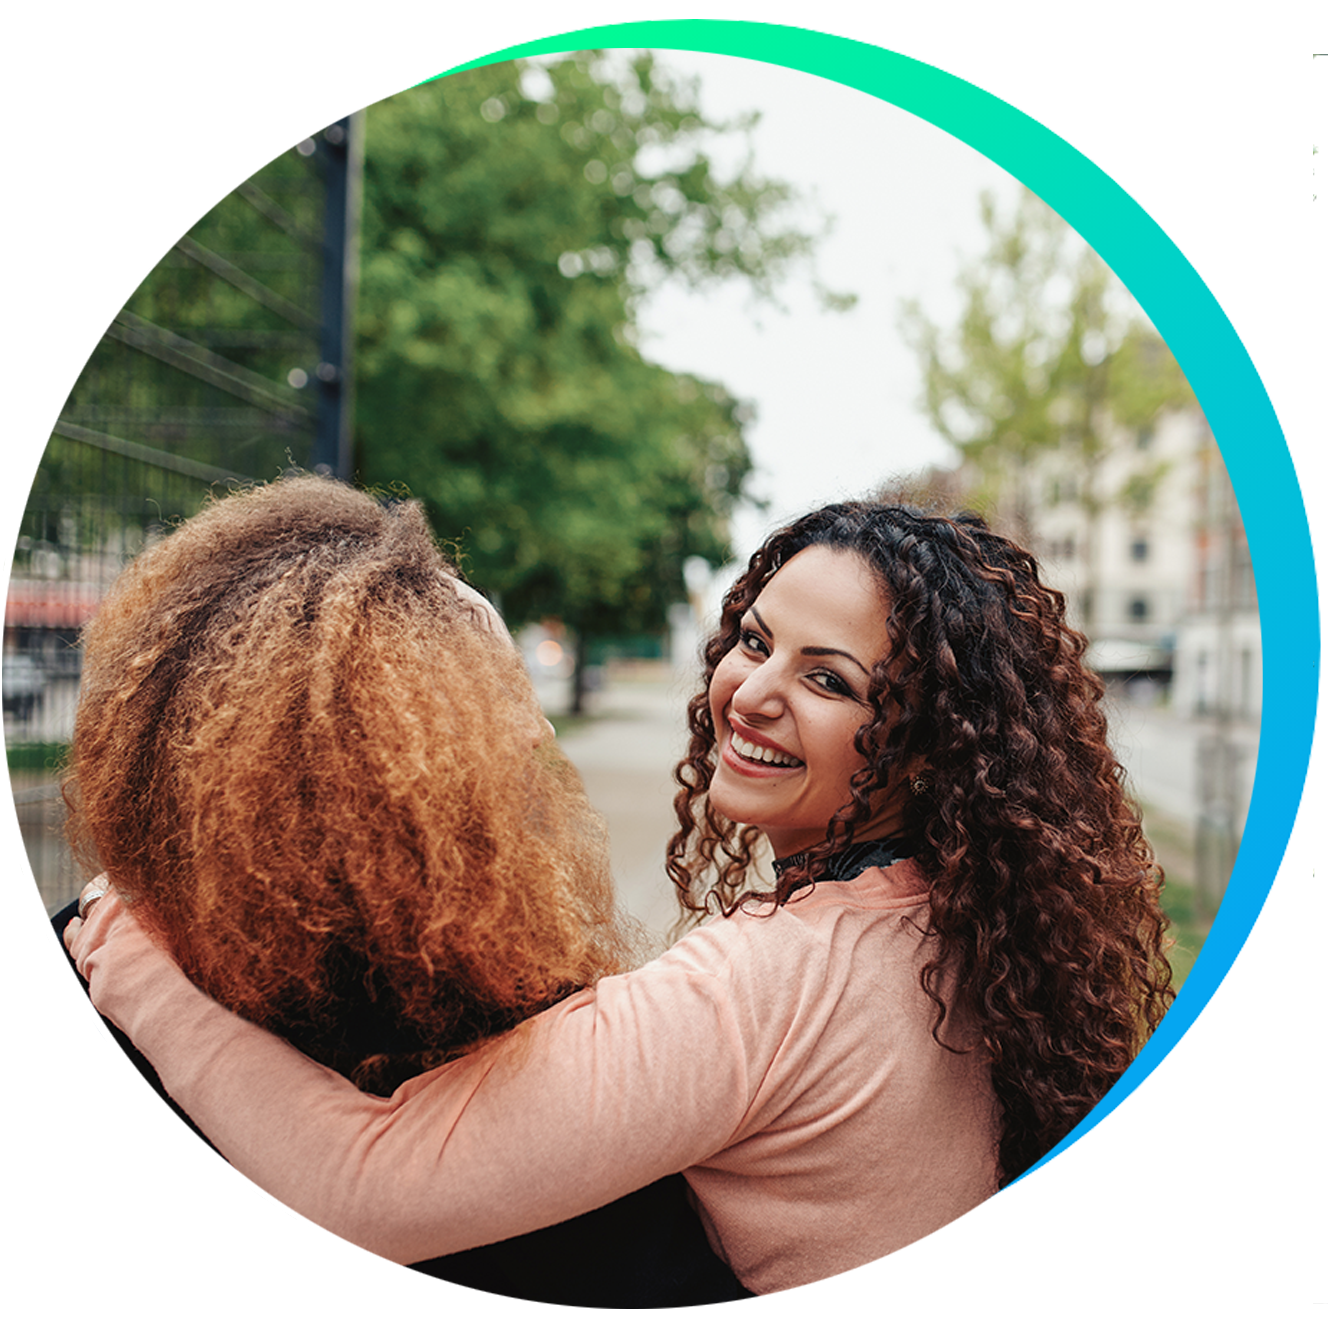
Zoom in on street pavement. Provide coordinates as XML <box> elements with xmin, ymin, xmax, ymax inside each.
<box><xmin>1104</xmin><ymin>692</ymin><xmax>1259</xmax><ymax>834</ymax></box>
<box><xmin>538</xmin><ymin>667</ymin><xmax>698</xmax><ymax>946</ymax></box>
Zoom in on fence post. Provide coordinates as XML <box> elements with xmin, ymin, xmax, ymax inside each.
<box><xmin>312</xmin><ymin>112</ymin><xmax>364</xmax><ymax>480</ymax></box>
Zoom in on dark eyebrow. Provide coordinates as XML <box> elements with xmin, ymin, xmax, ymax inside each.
<box><xmin>802</xmin><ymin>646</ymin><xmax>870</xmax><ymax>675</ymax></box>
<box><xmin>748</xmin><ymin>606</ymin><xmax>870</xmax><ymax>676</ymax></box>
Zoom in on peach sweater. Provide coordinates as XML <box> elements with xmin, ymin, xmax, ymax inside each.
<box><xmin>72</xmin><ymin>861</ymin><xmax>998</xmax><ymax>1294</ymax></box>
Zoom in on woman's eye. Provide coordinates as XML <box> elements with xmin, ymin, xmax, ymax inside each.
<box><xmin>812</xmin><ymin>670</ymin><xmax>854</xmax><ymax>698</ymax></box>
<box><xmin>738</xmin><ymin>629</ymin><xmax>767</xmax><ymax>654</ymax></box>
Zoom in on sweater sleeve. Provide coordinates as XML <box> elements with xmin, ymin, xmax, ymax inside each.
<box><xmin>68</xmin><ymin>893</ymin><xmax>755</xmax><ymax>1264</ymax></box>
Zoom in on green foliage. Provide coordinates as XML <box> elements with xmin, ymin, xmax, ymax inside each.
<box><xmin>900</xmin><ymin>188</ymin><xmax>1194</xmax><ymax>543</ymax></box>
<box><xmin>61</xmin><ymin>146</ymin><xmax>325</xmax><ymax>477</ymax></box>
<box><xmin>5</xmin><ymin>742</ymin><xmax>68</xmax><ymax>774</ymax></box>
<box><xmin>1140</xmin><ymin>805</ymin><xmax>1210</xmax><ymax>992</ymax></box>
<box><xmin>352</xmin><ymin>53</ymin><xmax>832</xmax><ymax>635</ymax></box>
<box><xmin>1117</xmin><ymin>459</ymin><xmax>1173</xmax><ymax>518</ymax></box>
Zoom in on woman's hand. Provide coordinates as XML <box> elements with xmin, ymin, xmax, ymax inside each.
<box><xmin>61</xmin><ymin>879</ymin><xmax>186</xmax><ymax>1035</ymax></box>
<box><xmin>63</xmin><ymin>874</ymin><xmax>125</xmax><ymax>982</ymax></box>
<box><xmin>62</xmin><ymin>875</ymin><xmax>112</xmax><ymax>958</ymax></box>
<box><xmin>64</xmin><ymin>876</ymin><xmax>114</xmax><ymax>972</ymax></box>
<box><xmin>77</xmin><ymin>876</ymin><xmax>110</xmax><ymax>918</ymax></box>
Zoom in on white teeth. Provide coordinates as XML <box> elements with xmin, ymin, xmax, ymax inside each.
<box><xmin>730</xmin><ymin>733</ymin><xmax>801</xmax><ymax>767</ymax></box>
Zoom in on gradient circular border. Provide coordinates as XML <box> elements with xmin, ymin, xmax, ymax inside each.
<box><xmin>435</xmin><ymin>20</ymin><xmax>1319</xmax><ymax>1174</ymax></box>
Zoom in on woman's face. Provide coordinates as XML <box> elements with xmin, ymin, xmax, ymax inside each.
<box><xmin>452</xmin><ymin>579</ymin><xmax>556</xmax><ymax>750</ymax></box>
<box><xmin>708</xmin><ymin>544</ymin><xmax>908</xmax><ymax>859</ymax></box>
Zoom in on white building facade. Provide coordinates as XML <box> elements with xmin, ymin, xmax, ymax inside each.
<box><xmin>932</xmin><ymin>407</ymin><xmax>1260</xmax><ymax>721</ymax></box>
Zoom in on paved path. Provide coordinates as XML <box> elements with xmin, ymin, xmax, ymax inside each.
<box><xmin>1105</xmin><ymin>694</ymin><xmax>1259</xmax><ymax>834</ymax></box>
<box><xmin>539</xmin><ymin>669</ymin><xmax>698</xmax><ymax>946</ymax></box>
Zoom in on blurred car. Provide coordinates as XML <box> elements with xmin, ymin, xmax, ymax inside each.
<box><xmin>1083</xmin><ymin>638</ymin><xmax>1173</xmax><ymax>678</ymax></box>
<box><xmin>3</xmin><ymin>654</ymin><xmax>45</xmax><ymax>722</ymax></box>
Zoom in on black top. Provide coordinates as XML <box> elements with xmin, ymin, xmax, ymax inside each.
<box><xmin>772</xmin><ymin>834</ymin><xmax>916</xmax><ymax>881</ymax></box>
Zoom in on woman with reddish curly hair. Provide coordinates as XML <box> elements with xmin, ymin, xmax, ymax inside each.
<box><xmin>56</xmin><ymin>475</ymin><xmax>750</xmax><ymax>1306</ymax></box>
<box><xmin>68</xmin><ymin>499</ymin><xmax>1173</xmax><ymax>1295</ymax></box>
<box><xmin>64</xmin><ymin>476</ymin><xmax>631</xmax><ymax>1087</ymax></box>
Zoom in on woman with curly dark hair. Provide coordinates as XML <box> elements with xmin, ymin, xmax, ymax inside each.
<box><xmin>666</xmin><ymin>502</ymin><xmax>1174</xmax><ymax>1185</ymax></box>
<box><xmin>68</xmin><ymin>499</ymin><xmax>1173</xmax><ymax>1294</ymax></box>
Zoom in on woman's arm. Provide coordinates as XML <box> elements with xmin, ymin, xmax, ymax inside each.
<box><xmin>67</xmin><ymin>894</ymin><xmax>753</xmax><ymax>1264</ymax></box>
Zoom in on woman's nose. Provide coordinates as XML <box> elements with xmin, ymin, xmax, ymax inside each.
<box><xmin>730</xmin><ymin>660</ymin><xmax>784</xmax><ymax>718</ymax></box>
<box><xmin>519</xmin><ymin>706</ymin><xmax>556</xmax><ymax>751</ymax></box>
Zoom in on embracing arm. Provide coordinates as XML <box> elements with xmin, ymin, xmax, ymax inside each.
<box><xmin>66</xmin><ymin>894</ymin><xmax>752</xmax><ymax>1263</ymax></box>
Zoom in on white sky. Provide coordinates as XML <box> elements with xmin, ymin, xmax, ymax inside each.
<box><xmin>633</xmin><ymin>51</ymin><xmax>1023</xmax><ymax>559</ymax></box>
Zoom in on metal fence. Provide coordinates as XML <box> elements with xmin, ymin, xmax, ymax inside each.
<box><xmin>6</xmin><ymin>116</ymin><xmax>361</xmax><ymax>914</ymax></box>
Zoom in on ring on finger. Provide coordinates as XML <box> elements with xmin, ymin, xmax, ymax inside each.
<box><xmin>78</xmin><ymin>884</ymin><xmax>109</xmax><ymax>919</ymax></box>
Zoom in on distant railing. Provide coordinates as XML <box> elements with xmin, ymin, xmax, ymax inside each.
<box><xmin>6</xmin><ymin>117</ymin><xmax>362</xmax><ymax>914</ymax></box>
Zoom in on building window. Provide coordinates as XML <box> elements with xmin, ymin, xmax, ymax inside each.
<box><xmin>1127</xmin><ymin>596</ymin><xmax>1150</xmax><ymax>622</ymax></box>
<box><xmin>1130</xmin><ymin>535</ymin><xmax>1150</xmax><ymax>563</ymax></box>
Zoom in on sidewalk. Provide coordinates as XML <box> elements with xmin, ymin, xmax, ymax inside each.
<box><xmin>1106</xmin><ymin>694</ymin><xmax>1259</xmax><ymax>834</ymax></box>
<box><xmin>539</xmin><ymin>666</ymin><xmax>697</xmax><ymax>945</ymax></box>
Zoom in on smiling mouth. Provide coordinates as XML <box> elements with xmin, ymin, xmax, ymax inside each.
<box><xmin>727</xmin><ymin>732</ymin><xmax>803</xmax><ymax>769</ymax></box>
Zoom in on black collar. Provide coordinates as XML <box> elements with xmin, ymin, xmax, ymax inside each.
<box><xmin>771</xmin><ymin>835</ymin><xmax>915</xmax><ymax>882</ymax></box>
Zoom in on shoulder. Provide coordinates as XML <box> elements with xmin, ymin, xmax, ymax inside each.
<box><xmin>666</xmin><ymin>857</ymin><xmax>932</xmax><ymax>950</ymax></box>
<box><xmin>542</xmin><ymin>859</ymin><xmax>938</xmax><ymax>1061</ymax></box>
<box><xmin>789</xmin><ymin>858</ymin><xmax>932</xmax><ymax>913</ymax></box>
<box><xmin>647</xmin><ymin>860</ymin><xmax>935</xmax><ymax>1012</ymax></box>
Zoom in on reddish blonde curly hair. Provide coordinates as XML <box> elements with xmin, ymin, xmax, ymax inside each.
<box><xmin>65</xmin><ymin>477</ymin><xmax>634</xmax><ymax>1090</ymax></box>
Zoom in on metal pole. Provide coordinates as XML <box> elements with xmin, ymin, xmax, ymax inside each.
<box><xmin>312</xmin><ymin>111</ymin><xmax>364</xmax><ymax>479</ymax></box>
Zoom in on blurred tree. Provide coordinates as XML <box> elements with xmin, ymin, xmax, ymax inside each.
<box><xmin>352</xmin><ymin>53</ymin><xmax>845</xmax><ymax>708</ymax></box>
<box><xmin>900</xmin><ymin>188</ymin><xmax>1193</xmax><ymax>634</ymax></box>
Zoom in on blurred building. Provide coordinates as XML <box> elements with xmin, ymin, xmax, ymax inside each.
<box><xmin>898</xmin><ymin>406</ymin><xmax>1259</xmax><ymax>719</ymax></box>
<box><xmin>1169</xmin><ymin>427</ymin><xmax>1260</xmax><ymax>721</ymax></box>
<box><xmin>1033</xmin><ymin>409</ymin><xmax>1198</xmax><ymax>646</ymax></box>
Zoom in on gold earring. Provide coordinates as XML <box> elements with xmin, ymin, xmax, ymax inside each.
<box><xmin>909</xmin><ymin>774</ymin><xmax>930</xmax><ymax>795</ymax></box>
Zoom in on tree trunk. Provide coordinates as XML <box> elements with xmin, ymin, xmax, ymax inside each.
<box><xmin>570</xmin><ymin>631</ymin><xmax>590</xmax><ymax>716</ymax></box>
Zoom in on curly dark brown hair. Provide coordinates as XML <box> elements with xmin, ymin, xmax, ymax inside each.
<box><xmin>666</xmin><ymin>501</ymin><xmax>1175</xmax><ymax>1184</ymax></box>
<box><xmin>65</xmin><ymin>476</ymin><xmax>636</xmax><ymax>1092</ymax></box>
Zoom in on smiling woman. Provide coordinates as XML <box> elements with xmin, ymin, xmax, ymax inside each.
<box><xmin>669</xmin><ymin>502</ymin><xmax>1175</xmax><ymax>1186</ymax></box>
<box><xmin>708</xmin><ymin>545</ymin><xmax>908</xmax><ymax>857</ymax></box>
